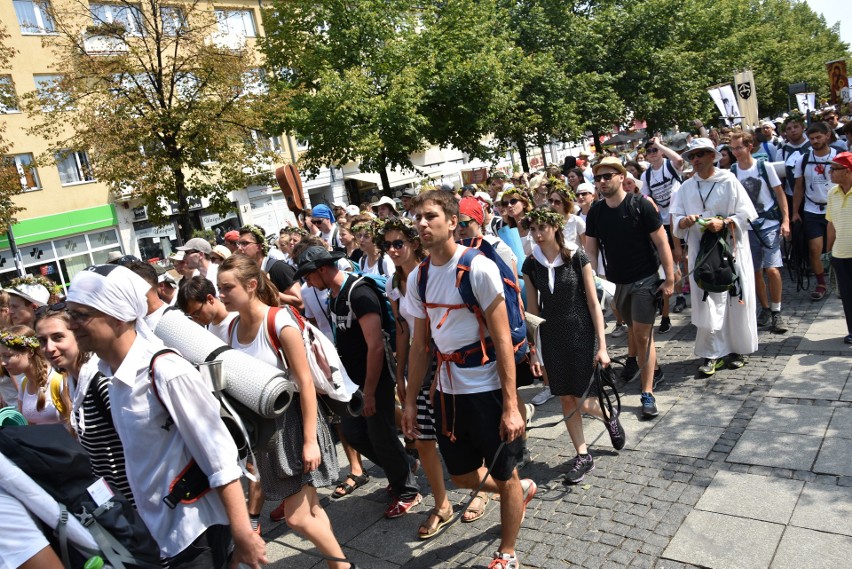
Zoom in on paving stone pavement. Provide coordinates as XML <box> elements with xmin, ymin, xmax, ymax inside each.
<box><xmin>260</xmin><ymin>280</ymin><xmax>852</xmax><ymax>568</ymax></box>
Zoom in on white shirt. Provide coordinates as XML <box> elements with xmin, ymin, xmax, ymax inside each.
<box><xmin>641</xmin><ymin>160</ymin><xmax>681</xmax><ymax>224</ymax></box>
<box><xmin>793</xmin><ymin>148</ymin><xmax>838</xmax><ymax>214</ymax></box>
<box><xmin>18</xmin><ymin>371</ymin><xmax>64</xmax><ymax>425</ymax></box>
<box><xmin>359</xmin><ymin>254</ymin><xmax>396</xmax><ymax>279</ymax></box>
<box><xmin>0</xmin><ymin>487</ymin><xmax>50</xmax><ymax>569</ymax></box>
<box><xmin>733</xmin><ymin>160</ymin><xmax>783</xmax><ymax>229</ymax></box>
<box><xmin>230</xmin><ymin>307</ymin><xmax>298</xmax><ymax>371</ymax></box>
<box><xmin>302</xmin><ymin>284</ymin><xmax>334</xmax><ymax>341</ymax></box>
<box><xmin>407</xmin><ymin>246</ymin><xmax>504</xmax><ymax>394</ymax></box>
<box><xmin>102</xmin><ymin>335</ymin><xmax>241</xmax><ymax>557</ymax></box>
<box><xmin>562</xmin><ymin>215</ymin><xmax>586</xmax><ymax>250</ymax></box>
<box><xmin>208</xmin><ymin>312</ymin><xmax>238</xmax><ymax>344</ymax></box>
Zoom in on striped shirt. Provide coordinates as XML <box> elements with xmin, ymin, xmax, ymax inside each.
<box><xmin>77</xmin><ymin>373</ymin><xmax>135</xmax><ymax>506</ymax></box>
<box><xmin>827</xmin><ymin>184</ymin><xmax>852</xmax><ymax>259</ymax></box>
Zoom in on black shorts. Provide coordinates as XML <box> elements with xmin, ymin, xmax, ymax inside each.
<box><xmin>433</xmin><ymin>389</ymin><xmax>522</xmax><ymax>482</ymax></box>
<box><xmin>803</xmin><ymin>211</ymin><xmax>828</xmax><ymax>241</ymax></box>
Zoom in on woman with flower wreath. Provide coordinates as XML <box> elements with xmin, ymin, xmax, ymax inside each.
<box><xmin>3</xmin><ymin>276</ymin><xmax>60</xmax><ymax>329</ymax></box>
<box><xmin>546</xmin><ymin>179</ymin><xmax>586</xmax><ymax>251</ymax></box>
<box><xmin>379</xmin><ymin>216</ymin><xmax>461</xmax><ymax>539</ymax></box>
<box><xmin>500</xmin><ymin>187</ymin><xmax>535</xmax><ymax>256</ymax></box>
<box><xmin>352</xmin><ymin>218</ymin><xmax>395</xmax><ymax>279</ymax></box>
<box><xmin>0</xmin><ymin>325</ymin><xmax>70</xmax><ymax>427</ymax></box>
<box><xmin>521</xmin><ymin>208</ymin><xmax>624</xmax><ymax>487</ymax></box>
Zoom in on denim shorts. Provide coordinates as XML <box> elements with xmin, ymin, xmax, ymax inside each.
<box><xmin>748</xmin><ymin>224</ymin><xmax>783</xmax><ymax>271</ymax></box>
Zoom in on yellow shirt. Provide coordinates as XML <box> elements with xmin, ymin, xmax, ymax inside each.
<box><xmin>826</xmin><ymin>184</ymin><xmax>852</xmax><ymax>258</ymax></box>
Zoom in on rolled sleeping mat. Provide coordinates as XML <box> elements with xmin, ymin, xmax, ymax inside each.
<box><xmin>0</xmin><ymin>407</ymin><xmax>27</xmax><ymax>426</ymax></box>
<box><xmin>319</xmin><ymin>389</ymin><xmax>364</xmax><ymax>419</ymax></box>
<box><xmin>154</xmin><ymin>308</ymin><xmax>294</xmax><ymax>418</ymax></box>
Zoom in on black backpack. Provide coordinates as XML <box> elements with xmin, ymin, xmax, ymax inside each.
<box><xmin>693</xmin><ymin>222</ymin><xmax>742</xmax><ymax>302</ymax></box>
<box><xmin>0</xmin><ymin>424</ymin><xmax>161</xmax><ymax>569</ymax></box>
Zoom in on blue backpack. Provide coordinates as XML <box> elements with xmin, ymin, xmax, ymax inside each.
<box><xmin>416</xmin><ymin>237</ymin><xmax>528</xmax><ymax>368</ymax></box>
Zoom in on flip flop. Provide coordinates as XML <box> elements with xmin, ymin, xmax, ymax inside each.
<box><xmin>417</xmin><ymin>505</ymin><xmax>456</xmax><ymax>540</ymax></box>
<box><xmin>331</xmin><ymin>472</ymin><xmax>369</xmax><ymax>500</ymax></box>
<box><xmin>461</xmin><ymin>492</ymin><xmax>489</xmax><ymax>523</ymax></box>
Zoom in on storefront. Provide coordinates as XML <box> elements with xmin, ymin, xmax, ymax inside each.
<box><xmin>0</xmin><ymin>204</ymin><xmax>121</xmax><ymax>290</ymax></box>
<box><xmin>130</xmin><ymin>203</ymin><xmax>241</xmax><ymax>261</ymax></box>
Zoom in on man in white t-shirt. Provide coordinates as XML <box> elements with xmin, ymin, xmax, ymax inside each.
<box><xmin>311</xmin><ymin>204</ymin><xmax>345</xmax><ymax>251</ymax></box>
<box><xmin>176</xmin><ymin>276</ymin><xmax>237</xmax><ymax>344</ymax></box>
<box><xmin>402</xmin><ymin>190</ymin><xmax>536</xmax><ymax>569</ymax></box>
<box><xmin>792</xmin><ymin>121</ymin><xmax>839</xmax><ymax>301</ymax></box>
<box><xmin>642</xmin><ymin>137</ymin><xmax>687</xmax><ymax>328</ymax></box>
<box><xmin>730</xmin><ymin>131</ymin><xmax>790</xmax><ymax>334</ymax></box>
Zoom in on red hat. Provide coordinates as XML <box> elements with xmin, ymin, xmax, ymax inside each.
<box><xmin>830</xmin><ymin>152</ymin><xmax>852</xmax><ymax>170</ymax></box>
<box><xmin>458</xmin><ymin>197</ymin><xmax>484</xmax><ymax>226</ymax></box>
<box><xmin>224</xmin><ymin>230</ymin><xmax>240</xmax><ymax>242</ymax></box>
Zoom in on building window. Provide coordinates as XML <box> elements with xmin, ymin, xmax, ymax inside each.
<box><xmin>160</xmin><ymin>6</ymin><xmax>186</xmax><ymax>36</ymax></box>
<box><xmin>89</xmin><ymin>3</ymin><xmax>144</xmax><ymax>36</ymax></box>
<box><xmin>0</xmin><ymin>76</ymin><xmax>19</xmax><ymax>113</ymax></box>
<box><xmin>215</xmin><ymin>9</ymin><xmax>256</xmax><ymax>38</ymax></box>
<box><xmin>251</xmin><ymin>131</ymin><xmax>282</xmax><ymax>153</ymax></box>
<box><xmin>13</xmin><ymin>0</ymin><xmax>56</xmax><ymax>35</ymax></box>
<box><xmin>33</xmin><ymin>74</ymin><xmax>69</xmax><ymax>112</ymax></box>
<box><xmin>3</xmin><ymin>154</ymin><xmax>42</xmax><ymax>192</ymax></box>
<box><xmin>55</xmin><ymin>150</ymin><xmax>95</xmax><ymax>185</ymax></box>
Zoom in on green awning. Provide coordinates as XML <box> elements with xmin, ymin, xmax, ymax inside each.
<box><xmin>0</xmin><ymin>204</ymin><xmax>118</xmax><ymax>248</ymax></box>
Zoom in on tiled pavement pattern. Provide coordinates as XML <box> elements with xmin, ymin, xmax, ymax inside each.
<box><xmin>261</xmin><ymin>281</ymin><xmax>851</xmax><ymax>568</ymax></box>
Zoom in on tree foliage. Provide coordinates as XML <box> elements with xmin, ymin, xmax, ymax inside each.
<box><xmin>23</xmin><ymin>0</ymin><xmax>284</xmax><ymax>239</ymax></box>
<box><xmin>263</xmin><ymin>0</ymin><xmax>430</xmax><ymax>193</ymax></box>
<box><xmin>0</xmin><ymin>23</ymin><xmax>23</xmax><ymax>235</ymax></box>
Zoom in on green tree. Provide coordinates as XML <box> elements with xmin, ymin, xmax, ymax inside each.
<box><xmin>0</xmin><ymin>23</ymin><xmax>23</xmax><ymax>235</ymax></box>
<box><xmin>24</xmin><ymin>0</ymin><xmax>283</xmax><ymax>241</ymax></box>
<box><xmin>263</xmin><ymin>0</ymin><xmax>429</xmax><ymax>194</ymax></box>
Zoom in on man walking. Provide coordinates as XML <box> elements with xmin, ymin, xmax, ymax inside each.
<box><xmin>827</xmin><ymin>152</ymin><xmax>852</xmax><ymax>344</ymax></box>
<box><xmin>295</xmin><ymin>247</ymin><xmax>421</xmax><ymax>519</ymax></box>
<box><xmin>729</xmin><ymin>131</ymin><xmax>790</xmax><ymax>333</ymax></box>
<box><xmin>65</xmin><ymin>264</ymin><xmax>266</xmax><ymax>568</ymax></box>
<box><xmin>792</xmin><ymin>122</ymin><xmax>839</xmax><ymax>301</ymax></box>
<box><xmin>671</xmin><ymin>138</ymin><xmax>759</xmax><ymax>376</ymax></box>
<box><xmin>402</xmin><ymin>190</ymin><xmax>536</xmax><ymax>569</ymax></box>
<box><xmin>585</xmin><ymin>158</ymin><xmax>674</xmax><ymax>419</ymax></box>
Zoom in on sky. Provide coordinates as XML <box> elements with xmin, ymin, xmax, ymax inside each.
<box><xmin>805</xmin><ymin>0</ymin><xmax>850</xmax><ymax>48</ymax></box>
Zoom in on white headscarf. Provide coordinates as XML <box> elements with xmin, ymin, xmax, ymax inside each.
<box><xmin>66</xmin><ymin>264</ymin><xmax>159</xmax><ymax>342</ymax></box>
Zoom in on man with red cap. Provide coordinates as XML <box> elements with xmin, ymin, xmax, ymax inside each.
<box><xmin>223</xmin><ymin>230</ymin><xmax>240</xmax><ymax>254</ymax></box>
<box><xmin>457</xmin><ymin>197</ymin><xmax>517</xmax><ymax>275</ymax></box>
<box><xmin>827</xmin><ymin>152</ymin><xmax>852</xmax><ymax>344</ymax></box>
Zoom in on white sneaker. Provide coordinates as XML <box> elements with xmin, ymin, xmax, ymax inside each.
<box><xmin>610</xmin><ymin>323</ymin><xmax>627</xmax><ymax>337</ymax></box>
<box><xmin>524</xmin><ymin>403</ymin><xmax>535</xmax><ymax>427</ymax></box>
<box><xmin>530</xmin><ymin>385</ymin><xmax>554</xmax><ymax>406</ymax></box>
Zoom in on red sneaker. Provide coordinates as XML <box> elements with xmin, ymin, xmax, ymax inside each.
<box><xmin>384</xmin><ymin>493</ymin><xmax>422</xmax><ymax>519</ymax></box>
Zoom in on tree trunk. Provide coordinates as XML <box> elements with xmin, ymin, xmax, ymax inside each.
<box><xmin>516</xmin><ymin>138</ymin><xmax>530</xmax><ymax>173</ymax></box>
<box><xmin>379</xmin><ymin>166</ymin><xmax>392</xmax><ymax>196</ymax></box>
<box><xmin>540</xmin><ymin>144</ymin><xmax>548</xmax><ymax>167</ymax></box>
<box><xmin>173</xmin><ymin>167</ymin><xmax>192</xmax><ymax>245</ymax></box>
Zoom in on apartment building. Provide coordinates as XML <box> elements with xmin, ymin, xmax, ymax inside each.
<box><xmin>0</xmin><ymin>0</ymin><xmax>351</xmax><ymax>287</ymax></box>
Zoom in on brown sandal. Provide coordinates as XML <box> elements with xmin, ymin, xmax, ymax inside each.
<box><xmin>418</xmin><ymin>505</ymin><xmax>455</xmax><ymax>539</ymax></box>
<box><xmin>461</xmin><ymin>492</ymin><xmax>489</xmax><ymax>523</ymax></box>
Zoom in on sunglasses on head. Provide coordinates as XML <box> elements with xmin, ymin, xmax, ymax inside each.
<box><xmin>593</xmin><ymin>172</ymin><xmax>617</xmax><ymax>182</ymax></box>
<box><xmin>34</xmin><ymin>301</ymin><xmax>67</xmax><ymax>318</ymax></box>
<box><xmin>501</xmin><ymin>197</ymin><xmax>522</xmax><ymax>207</ymax></box>
<box><xmin>383</xmin><ymin>239</ymin><xmax>406</xmax><ymax>250</ymax></box>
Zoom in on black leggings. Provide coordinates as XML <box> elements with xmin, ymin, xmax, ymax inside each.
<box><xmin>832</xmin><ymin>256</ymin><xmax>852</xmax><ymax>335</ymax></box>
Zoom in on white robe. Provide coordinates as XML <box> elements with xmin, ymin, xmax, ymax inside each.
<box><xmin>671</xmin><ymin>169</ymin><xmax>759</xmax><ymax>359</ymax></box>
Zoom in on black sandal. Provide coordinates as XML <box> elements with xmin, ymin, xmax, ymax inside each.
<box><xmin>331</xmin><ymin>472</ymin><xmax>370</xmax><ymax>500</ymax></box>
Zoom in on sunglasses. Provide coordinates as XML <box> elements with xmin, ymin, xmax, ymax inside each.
<box><xmin>688</xmin><ymin>149</ymin><xmax>713</xmax><ymax>159</ymax></box>
<box><xmin>645</xmin><ymin>147</ymin><xmax>659</xmax><ymax>154</ymax></box>
<box><xmin>34</xmin><ymin>301</ymin><xmax>67</xmax><ymax>318</ymax></box>
<box><xmin>311</xmin><ymin>219</ymin><xmax>324</xmax><ymax>226</ymax></box>
<box><xmin>576</xmin><ymin>192</ymin><xmax>592</xmax><ymax>197</ymax></box>
<box><xmin>593</xmin><ymin>172</ymin><xmax>617</xmax><ymax>182</ymax></box>
<box><xmin>383</xmin><ymin>239</ymin><xmax>406</xmax><ymax>250</ymax></box>
<box><xmin>548</xmin><ymin>198</ymin><xmax>564</xmax><ymax>206</ymax></box>
<box><xmin>457</xmin><ymin>219</ymin><xmax>474</xmax><ymax>228</ymax></box>
<box><xmin>501</xmin><ymin>198</ymin><xmax>522</xmax><ymax>207</ymax></box>
<box><xmin>66</xmin><ymin>308</ymin><xmax>99</xmax><ymax>324</ymax></box>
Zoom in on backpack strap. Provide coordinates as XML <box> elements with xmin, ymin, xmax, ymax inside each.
<box><xmin>666</xmin><ymin>159</ymin><xmax>683</xmax><ymax>183</ymax></box>
<box><xmin>148</xmin><ymin>349</ymin><xmax>180</xmax><ymax>431</ymax></box>
<box><xmin>48</xmin><ymin>373</ymin><xmax>65</xmax><ymax>416</ymax></box>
